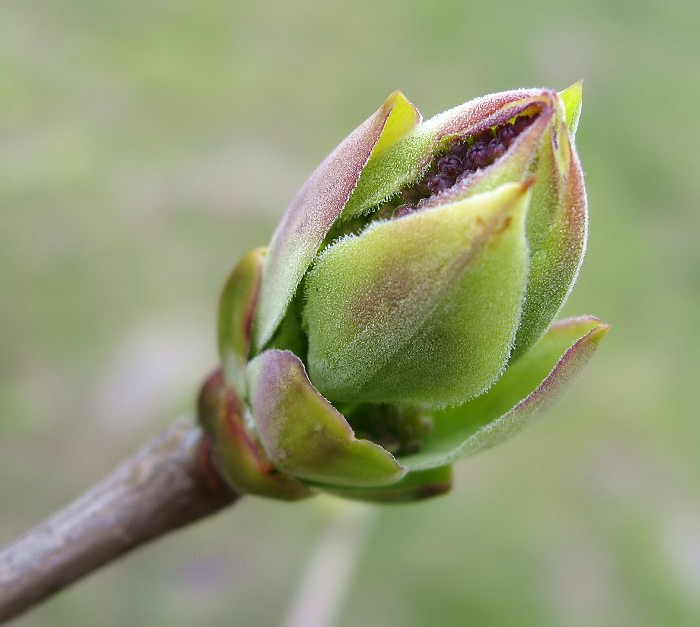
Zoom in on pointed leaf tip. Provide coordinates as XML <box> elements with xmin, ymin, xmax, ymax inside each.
<box><xmin>373</xmin><ymin>90</ymin><xmax>422</xmax><ymax>157</ymax></box>
<box><xmin>255</xmin><ymin>92</ymin><xmax>421</xmax><ymax>350</ymax></box>
<box><xmin>318</xmin><ymin>466</ymin><xmax>452</xmax><ymax>503</ymax></box>
<box><xmin>459</xmin><ymin>317</ymin><xmax>609</xmax><ymax>456</ymax></box>
<box><xmin>558</xmin><ymin>81</ymin><xmax>583</xmax><ymax>137</ymax></box>
<box><xmin>399</xmin><ymin>316</ymin><xmax>609</xmax><ymax>471</ymax></box>
<box><xmin>247</xmin><ymin>349</ymin><xmax>406</xmax><ymax>488</ymax></box>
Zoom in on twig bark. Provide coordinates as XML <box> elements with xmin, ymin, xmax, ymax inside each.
<box><xmin>0</xmin><ymin>419</ymin><xmax>239</xmax><ymax>623</ymax></box>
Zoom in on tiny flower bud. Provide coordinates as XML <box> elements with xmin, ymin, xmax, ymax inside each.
<box><xmin>437</xmin><ymin>154</ymin><xmax>463</xmax><ymax>177</ymax></box>
<box><xmin>427</xmin><ymin>173</ymin><xmax>455</xmax><ymax>194</ymax></box>
<box><xmin>497</xmin><ymin>123</ymin><xmax>517</xmax><ymax>146</ymax></box>
<box><xmin>468</xmin><ymin>142</ymin><xmax>491</xmax><ymax>168</ymax></box>
<box><xmin>487</xmin><ymin>138</ymin><xmax>506</xmax><ymax>161</ymax></box>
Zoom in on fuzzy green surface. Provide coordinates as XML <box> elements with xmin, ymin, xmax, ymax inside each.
<box><xmin>247</xmin><ymin>349</ymin><xmax>405</xmax><ymax>487</ymax></box>
<box><xmin>511</xmin><ymin>117</ymin><xmax>587</xmax><ymax>359</ymax></box>
<box><xmin>316</xmin><ymin>465</ymin><xmax>452</xmax><ymax>503</ymax></box>
<box><xmin>399</xmin><ymin>316</ymin><xmax>609</xmax><ymax>471</ymax></box>
<box><xmin>304</xmin><ymin>183</ymin><xmax>530</xmax><ymax>407</ymax></box>
<box><xmin>217</xmin><ymin>247</ymin><xmax>265</xmax><ymax>395</ymax></box>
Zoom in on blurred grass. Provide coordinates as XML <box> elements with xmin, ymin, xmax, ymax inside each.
<box><xmin>1</xmin><ymin>0</ymin><xmax>699</xmax><ymax>625</ymax></box>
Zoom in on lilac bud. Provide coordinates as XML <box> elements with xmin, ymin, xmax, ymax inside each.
<box><xmin>202</xmin><ymin>83</ymin><xmax>608</xmax><ymax>503</ymax></box>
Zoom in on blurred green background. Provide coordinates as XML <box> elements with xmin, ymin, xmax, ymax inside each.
<box><xmin>1</xmin><ymin>0</ymin><xmax>698</xmax><ymax>625</ymax></box>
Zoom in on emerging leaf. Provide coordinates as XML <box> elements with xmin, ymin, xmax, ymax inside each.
<box><xmin>304</xmin><ymin>182</ymin><xmax>532</xmax><ymax>407</ymax></box>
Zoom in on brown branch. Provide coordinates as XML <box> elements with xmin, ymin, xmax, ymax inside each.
<box><xmin>0</xmin><ymin>419</ymin><xmax>239</xmax><ymax>623</ymax></box>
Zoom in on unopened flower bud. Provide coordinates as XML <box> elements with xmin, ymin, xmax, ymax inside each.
<box><xmin>200</xmin><ymin>84</ymin><xmax>608</xmax><ymax>503</ymax></box>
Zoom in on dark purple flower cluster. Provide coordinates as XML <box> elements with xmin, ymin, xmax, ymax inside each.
<box><xmin>392</xmin><ymin>113</ymin><xmax>539</xmax><ymax>218</ymax></box>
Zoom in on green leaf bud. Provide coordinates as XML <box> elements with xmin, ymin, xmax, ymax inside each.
<box><xmin>201</xmin><ymin>85</ymin><xmax>608</xmax><ymax>503</ymax></box>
